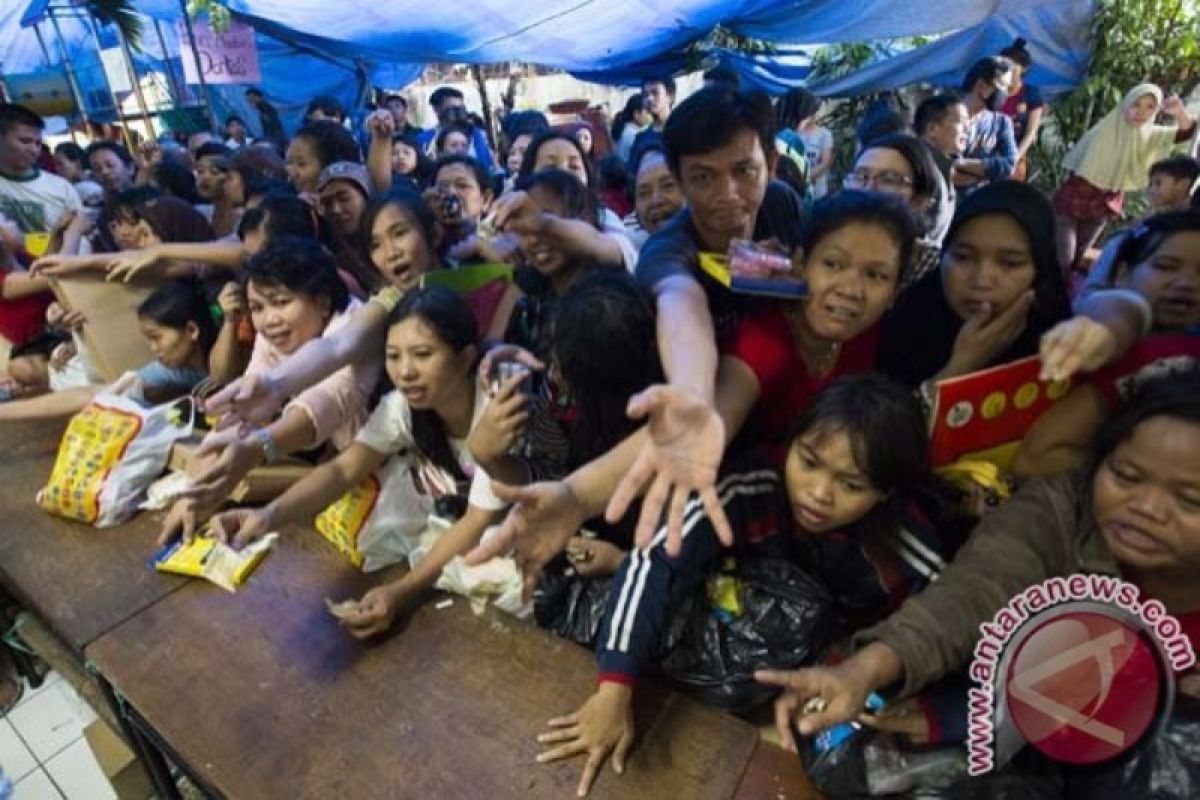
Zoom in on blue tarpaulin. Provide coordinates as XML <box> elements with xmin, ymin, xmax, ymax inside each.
<box><xmin>1</xmin><ymin>0</ymin><xmax>1095</xmax><ymax>129</ymax></box>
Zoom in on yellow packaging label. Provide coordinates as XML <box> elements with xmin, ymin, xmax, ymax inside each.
<box><xmin>24</xmin><ymin>232</ymin><xmax>50</xmax><ymax>257</ymax></box>
<box><xmin>313</xmin><ymin>474</ymin><xmax>381</xmax><ymax>568</ymax></box>
<box><xmin>153</xmin><ymin>532</ymin><xmax>272</xmax><ymax>590</ymax></box>
<box><xmin>38</xmin><ymin>404</ymin><xmax>142</xmax><ymax>523</ymax></box>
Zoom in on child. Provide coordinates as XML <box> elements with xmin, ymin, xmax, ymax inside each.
<box><xmin>535</xmin><ymin>375</ymin><xmax>961</xmax><ymax>797</ymax></box>
<box><xmin>207</xmin><ymin>287</ymin><xmax>509</xmax><ymax>637</ymax></box>
<box><xmin>0</xmin><ymin>280</ymin><xmax>215</xmax><ymax>420</ymax></box>
<box><xmin>1016</xmin><ymin>210</ymin><xmax>1200</xmax><ymax>476</ymax></box>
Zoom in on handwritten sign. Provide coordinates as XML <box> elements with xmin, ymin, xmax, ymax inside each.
<box><xmin>175</xmin><ymin>20</ymin><xmax>261</xmax><ymax>85</ymax></box>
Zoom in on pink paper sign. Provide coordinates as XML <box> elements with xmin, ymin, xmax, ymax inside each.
<box><xmin>176</xmin><ymin>20</ymin><xmax>261</xmax><ymax>85</ymax></box>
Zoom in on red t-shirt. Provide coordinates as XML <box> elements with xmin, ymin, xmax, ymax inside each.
<box><xmin>1088</xmin><ymin>334</ymin><xmax>1200</xmax><ymax>408</ymax></box>
<box><xmin>0</xmin><ymin>271</ymin><xmax>52</xmax><ymax>346</ymax></box>
<box><xmin>723</xmin><ymin>304</ymin><xmax>881</xmax><ymax>466</ymax></box>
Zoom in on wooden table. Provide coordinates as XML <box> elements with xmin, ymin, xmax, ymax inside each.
<box><xmin>88</xmin><ymin>529</ymin><xmax>820</xmax><ymax>799</ymax></box>
<box><xmin>0</xmin><ymin>419</ymin><xmax>187</xmax><ymax>655</ymax></box>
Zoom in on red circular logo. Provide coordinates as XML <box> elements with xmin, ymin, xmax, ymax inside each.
<box><xmin>1005</xmin><ymin>610</ymin><xmax>1163</xmax><ymax>764</ymax></box>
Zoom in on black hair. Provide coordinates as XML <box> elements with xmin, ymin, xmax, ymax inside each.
<box><xmin>514</xmin><ymin>169</ymin><xmax>600</xmax><ymax>229</ymax></box>
<box><xmin>136</xmin><ymin>279</ymin><xmax>218</xmax><ymax>355</ymax></box>
<box><xmin>383</xmin><ymin>94</ymin><xmax>407</xmax><ymax>109</ymax></box>
<box><xmin>703</xmin><ymin>64</ymin><xmax>741</xmax><ymax>89</ymax></box>
<box><xmin>1150</xmin><ymin>155</ymin><xmax>1200</xmax><ymax>184</ymax></box>
<box><xmin>52</xmin><ymin>141</ymin><xmax>85</xmax><ymax>164</ymax></box>
<box><xmin>429</xmin><ymin>154</ymin><xmax>492</xmax><ymax>197</ymax></box>
<box><xmin>662</xmin><ymin>86</ymin><xmax>775</xmax><ymax>177</ymax></box>
<box><xmin>0</xmin><ymin>103</ymin><xmax>43</xmax><ymax>136</ymax></box>
<box><xmin>503</xmin><ymin>109</ymin><xmax>551</xmax><ymax>142</ymax></box>
<box><xmin>914</xmin><ymin>92</ymin><xmax>966</xmax><ymax>137</ymax></box>
<box><xmin>999</xmin><ymin>37</ymin><xmax>1033</xmax><ymax>69</ymax></box>
<box><xmin>388</xmin><ymin>286</ymin><xmax>479</xmax><ymax>481</ymax></box>
<box><xmin>150</xmin><ymin>158</ymin><xmax>201</xmax><ymax>204</ymax></box>
<box><xmin>856</xmin><ymin>98</ymin><xmax>909</xmax><ymax>147</ymax></box>
<box><xmin>292</xmin><ymin>120</ymin><xmax>361</xmax><ymax>168</ymax></box>
<box><xmin>962</xmin><ymin>56</ymin><xmax>1014</xmax><ymax>93</ymax></box>
<box><xmin>1093</xmin><ymin>369</ymin><xmax>1200</xmax><ymax>472</ymax></box>
<box><xmin>788</xmin><ymin>373</ymin><xmax>931</xmax><ymax>535</ymax></box>
<box><xmin>642</xmin><ymin>75</ymin><xmax>677</xmax><ymax>97</ymax></box>
<box><xmin>305</xmin><ymin>95</ymin><xmax>346</xmax><ymax>122</ymax></box>
<box><xmin>102</xmin><ymin>185</ymin><xmax>161</xmax><ymax>229</ymax></box>
<box><xmin>610</xmin><ymin>94</ymin><xmax>645</xmax><ymax>143</ymax></box>
<box><xmin>629</xmin><ymin>143</ymin><xmax>665</xmax><ymax>179</ymax></box>
<box><xmin>238</xmin><ymin>190</ymin><xmax>324</xmax><ymax>242</ymax></box>
<box><xmin>596</xmin><ymin>153</ymin><xmax>629</xmax><ymax>195</ymax></box>
<box><xmin>242</xmin><ymin>234</ymin><xmax>349</xmax><ymax>313</ymax></box>
<box><xmin>517</xmin><ymin>129</ymin><xmax>598</xmax><ymax>189</ymax></box>
<box><xmin>776</xmin><ymin>87</ymin><xmax>822</xmax><ymax>131</ymax></box>
<box><xmin>856</xmin><ymin>133</ymin><xmax>940</xmax><ymax>200</ymax></box>
<box><xmin>225</xmin><ymin>115</ymin><xmax>246</xmax><ymax>129</ymax></box>
<box><xmin>800</xmin><ymin>190</ymin><xmax>919</xmax><ymax>285</ymax></box>
<box><xmin>429</xmin><ymin>87</ymin><xmax>465</xmax><ymax>110</ymax></box>
<box><xmin>554</xmin><ymin>271</ymin><xmax>664</xmax><ymax>466</ymax></box>
<box><xmin>392</xmin><ymin>132</ymin><xmax>433</xmax><ymax>181</ymax></box>
<box><xmin>435</xmin><ymin>123</ymin><xmax>473</xmax><ymax>155</ymax></box>
<box><xmin>251</xmin><ymin>138</ymin><xmax>285</xmax><ymax>158</ymax></box>
<box><xmin>245</xmin><ymin>88</ymin><xmax>263</xmax><ymax>98</ymax></box>
<box><xmin>1105</xmin><ymin>209</ymin><xmax>1200</xmax><ymax>286</ymax></box>
<box><xmin>360</xmin><ymin>187</ymin><xmax>441</xmax><ymax>290</ymax></box>
<box><xmin>85</xmin><ymin>140</ymin><xmax>134</xmax><ymax>166</ymax></box>
<box><xmin>195</xmin><ymin>142</ymin><xmax>232</xmax><ymax>163</ymax></box>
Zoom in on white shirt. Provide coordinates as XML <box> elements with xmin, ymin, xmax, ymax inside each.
<box><xmin>0</xmin><ymin>168</ymin><xmax>82</xmax><ymax>234</ymax></box>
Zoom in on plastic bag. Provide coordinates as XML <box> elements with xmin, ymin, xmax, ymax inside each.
<box><xmin>314</xmin><ymin>457</ymin><xmax>447</xmax><ymax>571</ymax></box>
<box><xmin>533</xmin><ymin>559</ymin><xmax>614</xmax><ymax>646</ymax></box>
<box><xmin>37</xmin><ymin>393</ymin><xmax>193</xmax><ymax>527</ymax></box>
<box><xmin>659</xmin><ymin>557</ymin><xmax>832</xmax><ymax>712</ymax></box>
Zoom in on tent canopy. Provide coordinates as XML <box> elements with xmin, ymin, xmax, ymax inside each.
<box><xmin>1</xmin><ymin>0</ymin><xmax>1094</xmax><ymax>131</ymax></box>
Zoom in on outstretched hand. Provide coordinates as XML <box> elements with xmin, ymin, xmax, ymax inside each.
<box><xmin>604</xmin><ymin>385</ymin><xmax>732</xmax><ymax>556</ymax></box>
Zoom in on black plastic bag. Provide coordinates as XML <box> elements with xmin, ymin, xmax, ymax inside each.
<box><xmin>658</xmin><ymin>557</ymin><xmax>832</xmax><ymax>713</ymax></box>
<box><xmin>532</xmin><ymin>558</ymin><xmax>614</xmax><ymax>647</ymax></box>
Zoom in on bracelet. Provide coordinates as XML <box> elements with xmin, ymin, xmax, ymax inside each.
<box><xmin>252</xmin><ymin>427</ymin><xmax>281</xmax><ymax>464</ymax></box>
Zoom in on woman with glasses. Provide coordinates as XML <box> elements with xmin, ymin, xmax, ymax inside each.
<box><xmin>843</xmin><ymin>134</ymin><xmax>945</xmax><ymax>289</ymax></box>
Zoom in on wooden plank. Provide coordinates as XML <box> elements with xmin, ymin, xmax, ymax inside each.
<box><xmin>0</xmin><ymin>418</ymin><xmax>187</xmax><ymax>654</ymax></box>
<box><xmin>49</xmin><ymin>274</ymin><xmax>154</xmax><ymax>382</ymax></box>
<box><xmin>88</xmin><ymin>529</ymin><xmax>768</xmax><ymax>800</ymax></box>
<box><xmin>734</xmin><ymin>740</ymin><xmax>822</xmax><ymax>800</ymax></box>
<box><xmin>169</xmin><ymin>439</ymin><xmax>313</xmax><ymax>503</ymax></box>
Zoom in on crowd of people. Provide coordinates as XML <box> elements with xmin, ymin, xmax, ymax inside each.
<box><xmin>0</xmin><ymin>36</ymin><xmax>1199</xmax><ymax>796</ymax></box>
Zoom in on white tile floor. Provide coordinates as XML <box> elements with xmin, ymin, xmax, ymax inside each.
<box><xmin>1</xmin><ymin>672</ymin><xmax>116</xmax><ymax>800</ymax></box>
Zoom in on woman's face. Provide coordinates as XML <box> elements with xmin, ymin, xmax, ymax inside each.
<box><xmin>534</xmin><ymin>139</ymin><xmax>588</xmax><ymax>186</ymax></box>
<box><xmin>89</xmin><ymin>150</ymin><xmax>134</xmax><ymax>194</ymax></box>
<box><xmin>575</xmin><ymin>126</ymin><xmax>593</xmax><ymax>155</ymax></box>
<box><xmin>384</xmin><ymin>317</ymin><xmax>473</xmax><ymax>411</ymax></box>
<box><xmin>785</xmin><ymin>426</ymin><xmax>885</xmax><ymax>534</ymax></box>
<box><xmin>319</xmin><ymin>179</ymin><xmax>367</xmax><ymax>238</ymax></box>
<box><xmin>634</xmin><ymin>156</ymin><xmax>684</xmax><ymax>233</ymax></box>
<box><xmin>370</xmin><ymin>202</ymin><xmax>437</xmax><ymax>290</ymax></box>
<box><xmin>434</xmin><ymin>163</ymin><xmax>490</xmax><ymax>223</ymax></box>
<box><xmin>138</xmin><ymin>318</ymin><xmax>198</xmax><ymax>369</ymax></box>
<box><xmin>848</xmin><ymin>147</ymin><xmax>917</xmax><ymax>204</ymax></box>
<box><xmin>1094</xmin><ymin>416</ymin><xmax>1200</xmax><ymax>574</ymax></box>
<box><xmin>223</xmin><ymin>171</ymin><xmax>246</xmax><ymax>207</ymax></box>
<box><xmin>507</xmin><ymin>134</ymin><xmax>533</xmax><ymax>174</ymax></box>
<box><xmin>392</xmin><ymin>141</ymin><xmax>419</xmax><ymax>175</ymax></box>
<box><xmin>194</xmin><ymin>155</ymin><xmax>228</xmax><ymax>202</ymax></box>
<box><xmin>518</xmin><ymin>186</ymin><xmax>572</xmax><ymax>278</ymax></box>
<box><xmin>633</xmin><ymin>108</ymin><xmax>652</xmax><ymax>128</ymax></box>
<box><xmin>440</xmin><ymin>131</ymin><xmax>470</xmax><ymax>157</ymax></box>
<box><xmin>1126</xmin><ymin>94</ymin><xmax>1160</xmax><ymax>127</ymax></box>
<box><xmin>54</xmin><ymin>153</ymin><xmax>82</xmax><ymax>182</ymax></box>
<box><xmin>941</xmin><ymin>213</ymin><xmax>1037</xmax><ymax>322</ymax></box>
<box><xmin>1127</xmin><ymin>231</ymin><xmax>1200</xmax><ymax>332</ymax></box>
<box><xmin>246</xmin><ymin>280</ymin><xmax>331</xmax><ymax>356</ymax></box>
<box><xmin>800</xmin><ymin>221</ymin><xmax>902</xmax><ymax>342</ymax></box>
<box><xmin>285</xmin><ymin>136</ymin><xmax>322</xmax><ymax>194</ymax></box>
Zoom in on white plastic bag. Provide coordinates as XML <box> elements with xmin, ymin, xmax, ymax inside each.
<box><xmin>37</xmin><ymin>393</ymin><xmax>193</xmax><ymax>528</ymax></box>
<box><xmin>314</xmin><ymin>456</ymin><xmax>444</xmax><ymax>571</ymax></box>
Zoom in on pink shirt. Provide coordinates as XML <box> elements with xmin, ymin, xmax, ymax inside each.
<box><xmin>244</xmin><ymin>298</ymin><xmax>381</xmax><ymax>451</ymax></box>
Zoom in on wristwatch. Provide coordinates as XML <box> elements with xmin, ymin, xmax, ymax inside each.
<box><xmin>252</xmin><ymin>427</ymin><xmax>281</xmax><ymax>464</ymax></box>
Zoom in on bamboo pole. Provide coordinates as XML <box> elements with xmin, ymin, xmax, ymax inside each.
<box><xmin>117</xmin><ymin>29</ymin><xmax>155</xmax><ymax>141</ymax></box>
<box><xmin>44</xmin><ymin>12</ymin><xmax>94</xmax><ymax>136</ymax></box>
<box><xmin>177</xmin><ymin>0</ymin><xmax>218</xmax><ymax>131</ymax></box>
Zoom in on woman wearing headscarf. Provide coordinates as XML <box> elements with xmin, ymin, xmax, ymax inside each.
<box><xmin>876</xmin><ymin>180</ymin><xmax>1071</xmax><ymax>393</ymax></box>
<box><xmin>1053</xmin><ymin>84</ymin><xmax>1196</xmax><ymax>275</ymax></box>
